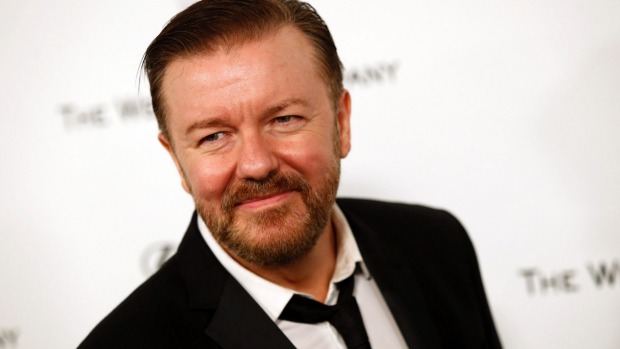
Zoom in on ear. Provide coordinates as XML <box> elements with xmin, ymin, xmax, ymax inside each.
<box><xmin>336</xmin><ymin>90</ymin><xmax>352</xmax><ymax>158</ymax></box>
<box><xmin>158</xmin><ymin>133</ymin><xmax>191</xmax><ymax>194</ymax></box>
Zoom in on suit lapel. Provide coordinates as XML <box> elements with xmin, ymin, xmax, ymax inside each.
<box><xmin>338</xmin><ymin>201</ymin><xmax>442</xmax><ymax>349</ymax></box>
<box><xmin>369</xmin><ymin>262</ymin><xmax>442</xmax><ymax>349</ymax></box>
<box><xmin>176</xmin><ymin>212</ymin><xmax>295</xmax><ymax>349</ymax></box>
<box><xmin>205</xmin><ymin>277</ymin><xmax>296</xmax><ymax>349</ymax></box>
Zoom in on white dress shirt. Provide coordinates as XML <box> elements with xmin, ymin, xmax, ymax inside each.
<box><xmin>198</xmin><ymin>204</ymin><xmax>408</xmax><ymax>349</ymax></box>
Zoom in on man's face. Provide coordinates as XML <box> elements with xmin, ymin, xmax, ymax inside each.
<box><xmin>159</xmin><ymin>26</ymin><xmax>351</xmax><ymax>267</ymax></box>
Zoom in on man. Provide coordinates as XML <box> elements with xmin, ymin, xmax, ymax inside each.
<box><xmin>79</xmin><ymin>0</ymin><xmax>501</xmax><ymax>348</ymax></box>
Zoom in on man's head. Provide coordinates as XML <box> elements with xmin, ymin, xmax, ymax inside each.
<box><xmin>144</xmin><ymin>0</ymin><xmax>351</xmax><ymax>267</ymax></box>
<box><xmin>143</xmin><ymin>0</ymin><xmax>344</xmax><ymax>139</ymax></box>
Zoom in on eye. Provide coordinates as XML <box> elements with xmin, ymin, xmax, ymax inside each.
<box><xmin>201</xmin><ymin>131</ymin><xmax>225</xmax><ymax>143</ymax></box>
<box><xmin>271</xmin><ymin>115</ymin><xmax>304</xmax><ymax>133</ymax></box>
<box><xmin>274</xmin><ymin>115</ymin><xmax>298</xmax><ymax>124</ymax></box>
<box><xmin>197</xmin><ymin>131</ymin><xmax>230</xmax><ymax>151</ymax></box>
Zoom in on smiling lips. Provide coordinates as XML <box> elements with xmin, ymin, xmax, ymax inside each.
<box><xmin>236</xmin><ymin>191</ymin><xmax>294</xmax><ymax>210</ymax></box>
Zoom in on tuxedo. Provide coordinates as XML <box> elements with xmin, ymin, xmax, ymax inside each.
<box><xmin>78</xmin><ymin>198</ymin><xmax>502</xmax><ymax>348</ymax></box>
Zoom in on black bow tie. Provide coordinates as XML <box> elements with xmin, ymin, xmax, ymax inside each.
<box><xmin>279</xmin><ymin>274</ymin><xmax>372</xmax><ymax>349</ymax></box>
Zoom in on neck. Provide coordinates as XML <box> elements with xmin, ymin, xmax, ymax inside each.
<box><xmin>231</xmin><ymin>220</ymin><xmax>338</xmax><ymax>303</ymax></box>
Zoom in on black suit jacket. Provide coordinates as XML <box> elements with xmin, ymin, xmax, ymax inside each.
<box><xmin>78</xmin><ymin>199</ymin><xmax>502</xmax><ymax>348</ymax></box>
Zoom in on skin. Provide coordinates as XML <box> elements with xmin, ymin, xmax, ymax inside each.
<box><xmin>158</xmin><ymin>25</ymin><xmax>352</xmax><ymax>301</ymax></box>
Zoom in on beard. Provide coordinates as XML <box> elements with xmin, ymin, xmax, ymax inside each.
<box><xmin>195</xmin><ymin>161</ymin><xmax>340</xmax><ymax>267</ymax></box>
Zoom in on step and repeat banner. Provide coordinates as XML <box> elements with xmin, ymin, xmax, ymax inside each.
<box><xmin>1</xmin><ymin>0</ymin><xmax>618</xmax><ymax>348</ymax></box>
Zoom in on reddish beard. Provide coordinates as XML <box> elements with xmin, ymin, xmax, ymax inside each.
<box><xmin>196</xmin><ymin>164</ymin><xmax>340</xmax><ymax>267</ymax></box>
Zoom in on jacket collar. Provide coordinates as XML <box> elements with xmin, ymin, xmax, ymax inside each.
<box><xmin>337</xmin><ymin>199</ymin><xmax>442</xmax><ymax>349</ymax></box>
<box><xmin>175</xmin><ymin>212</ymin><xmax>295</xmax><ymax>349</ymax></box>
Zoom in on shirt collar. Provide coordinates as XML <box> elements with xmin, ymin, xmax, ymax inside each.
<box><xmin>197</xmin><ymin>203</ymin><xmax>369</xmax><ymax>322</ymax></box>
<box><xmin>331</xmin><ymin>204</ymin><xmax>370</xmax><ymax>281</ymax></box>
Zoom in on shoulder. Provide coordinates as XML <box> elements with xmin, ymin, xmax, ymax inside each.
<box><xmin>336</xmin><ymin>197</ymin><xmax>470</xmax><ymax>248</ymax></box>
<box><xmin>336</xmin><ymin>198</ymin><xmax>478</xmax><ymax>283</ymax></box>
<box><xmin>337</xmin><ymin>199</ymin><xmax>502</xmax><ymax>347</ymax></box>
<box><xmin>337</xmin><ymin>197</ymin><xmax>458</xmax><ymax>219</ymax></box>
<box><xmin>77</xmin><ymin>256</ymin><xmax>190</xmax><ymax>349</ymax></box>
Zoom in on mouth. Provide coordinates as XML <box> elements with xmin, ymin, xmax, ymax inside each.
<box><xmin>235</xmin><ymin>191</ymin><xmax>294</xmax><ymax>210</ymax></box>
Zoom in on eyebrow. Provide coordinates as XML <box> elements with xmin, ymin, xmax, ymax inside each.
<box><xmin>185</xmin><ymin>118</ymin><xmax>228</xmax><ymax>136</ymax></box>
<box><xmin>264</xmin><ymin>98</ymin><xmax>309</xmax><ymax>116</ymax></box>
<box><xmin>184</xmin><ymin>98</ymin><xmax>310</xmax><ymax>136</ymax></box>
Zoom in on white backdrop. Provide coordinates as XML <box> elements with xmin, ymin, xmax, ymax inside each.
<box><xmin>1</xmin><ymin>1</ymin><xmax>618</xmax><ymax>348</ymax></box>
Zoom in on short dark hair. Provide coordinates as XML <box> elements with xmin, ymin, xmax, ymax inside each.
<box><xmin>142</xmin><ymin>0</ymin><xmax>343</xmax><ymax>138</ymax></box>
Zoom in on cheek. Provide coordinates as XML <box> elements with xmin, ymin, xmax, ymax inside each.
<box><xmin>184</xmin><ymin>154</ymin><xmax>236</xmax><ymax>203</ymax></box>
<box><xmin>277</xmin><ymin>135</ymin><xmax>337</xmax><ymax>180</ymax></box>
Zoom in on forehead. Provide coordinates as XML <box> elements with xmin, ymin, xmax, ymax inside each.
<box><xmin>160</xmin><ymin>26</ymin><xmax>330</xmax><ymax>122</ymax></box>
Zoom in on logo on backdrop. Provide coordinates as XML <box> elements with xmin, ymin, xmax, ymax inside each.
<box><xmin>57</xmin><ymin>61</ymin><xmax>399</xmax><ymax>130</ymax></box>
<box><xmin>57</xmin><ymin>96</ymin><xmax>154</xmax><ymax>130</ymax></box>
<box><xmin>140</xmin><ymin>241</ymin><xmax>177</xmax><ymax>277</ymax></box>
<box><xmin>0</xmin><ymin>328</ymin><xmax>19</xmax><ymax>349</ymax></box>
<box><xmin>344</xmin><ymin>61</ymin><xmax>400</xmax><ymax>87</ymax></box>
<box><xmin>519</xmin><ymin>258</ymin><xmax>619</xmax><ymax>296</ymax></box>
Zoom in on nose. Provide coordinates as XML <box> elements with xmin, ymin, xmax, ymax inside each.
<box><xmin>235</xmin><ymin>133</ymin><xmax>279</xmax><ymax>180</ymax></box>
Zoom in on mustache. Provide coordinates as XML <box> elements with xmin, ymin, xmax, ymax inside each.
<box><xmin>221</xmin><ymin>172</ymin><xmax>310</xmax><ymax>211</ymax></box>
